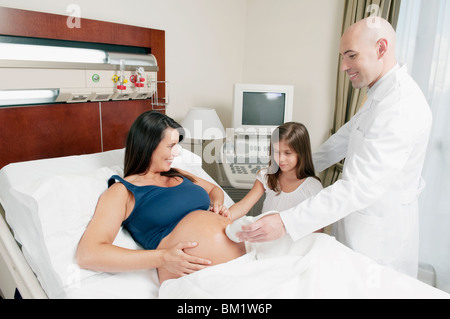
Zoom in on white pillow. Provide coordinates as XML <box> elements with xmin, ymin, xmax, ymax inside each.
<box><xmin>11</xmin><ymin>166</ymin><xmax>140</xmax><ymax>298</ymax></box>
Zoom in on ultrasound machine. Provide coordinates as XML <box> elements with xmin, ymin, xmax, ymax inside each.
<box><xmin>217</xmin><ymin>83</ymin><xmax>294</xmax><ymax>189</ymax></box>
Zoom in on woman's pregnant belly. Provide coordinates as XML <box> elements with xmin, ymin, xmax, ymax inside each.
<box><xmin>157</xmin><ymin>210</ymin><xmax>246</xmax><ymax>283</ymax></box>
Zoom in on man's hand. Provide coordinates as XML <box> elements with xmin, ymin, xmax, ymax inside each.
<box><xmin>236</xmin><ymin>213</ymin><xmax>286</xmax><ymax>242</ymax></box>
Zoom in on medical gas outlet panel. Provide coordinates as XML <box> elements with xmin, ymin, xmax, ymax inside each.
<box><xmin>55</xmin><ymin>68</ymin><xmax>158</xmax><ymax>103</ymax></box>
<box><xmin>0</xmin><ymin>60</ymin><xmax>159</xmax><ymax>104</ymax></box>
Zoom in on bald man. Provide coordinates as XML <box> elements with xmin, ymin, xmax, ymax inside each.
<box><xmin>237</xmin><ymin>17</ymin><xmax>432</xmax><ymax>277</ymax></box>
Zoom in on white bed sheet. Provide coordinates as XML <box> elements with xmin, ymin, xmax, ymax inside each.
<box><xmin>0</xmin><ymin>148</ymin><xmax>232</xmax><ymax>299</ymax></box>
<box><xmin>160</xmin><ymin>233</ymin><xmax>449</xmax><ymax>299</ymax></box>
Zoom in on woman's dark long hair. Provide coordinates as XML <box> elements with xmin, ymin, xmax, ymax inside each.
<box><xmin>266</xmin><ymin>122</ymin><xmax>319</xmax><ymax>194</ymax></box>
<box><xmin>124</xmin><ymin>111</ymin><xmax>194</xmax><ymax>182</ymax></box>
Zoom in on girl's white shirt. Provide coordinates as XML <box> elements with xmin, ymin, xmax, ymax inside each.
<box><xmin>256</xmin><ymin>168</ymin><xmax>323</xmax><ymax>213</ymax></box>
<box><xmin>229</xmin><ymin>169</ymin><xmax>324</xmax><ymax>259</ymax></box>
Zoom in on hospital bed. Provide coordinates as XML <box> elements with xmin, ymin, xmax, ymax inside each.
<box><xmin>0</xmin><ymin>148</ymin><xmax>448</xmax><ymax>299</ymax></box>
<box><xmin>0</xmin><ymin>147</ymin><xmax>231</xmax><ymax>298</ymax></box>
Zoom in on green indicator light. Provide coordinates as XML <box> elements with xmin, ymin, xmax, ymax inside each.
<box><xmin>92</xmin><ymin>74</ymin><xmax>100</xmax><ymax>83</ymax></box>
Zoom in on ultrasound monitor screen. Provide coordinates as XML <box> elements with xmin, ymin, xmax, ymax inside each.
<box><xmin>242</xmin><ymin>92</ymin><xmax>286</xmax><ymax>126</ymax></box>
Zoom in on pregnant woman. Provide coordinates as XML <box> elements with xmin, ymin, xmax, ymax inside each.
<box><xmin>77</xmin><ymin>111</ymin><xmax>245</xmax><ymax>283</ymax></box>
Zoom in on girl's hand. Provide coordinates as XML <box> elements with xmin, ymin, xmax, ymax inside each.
<box><xmin>210</xmin><ymin>203</ymin><xmax>230</xmax><ymax>219</ymax></box>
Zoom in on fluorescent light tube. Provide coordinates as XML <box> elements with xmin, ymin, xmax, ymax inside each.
<box><xmin>0</xmin><ymin>43</ymin><xmax>107</xmax><ymax>64</ymax></box>
<box><xmin>0</xmin><ymin>89</ymin><xmax>59</xmax><ymax>106</ymax></box>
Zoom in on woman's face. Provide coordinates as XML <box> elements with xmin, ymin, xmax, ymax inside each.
<box><xmin>149</xmin><ymin>127</ymin><xmax>180</xmax><ymax>173</ymax></box>
<box><xmin>273</xmin><ymin>139</ymin><xmax>298</xmax><ymax>173</ymax></box>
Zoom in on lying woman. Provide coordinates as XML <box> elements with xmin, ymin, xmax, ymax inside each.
<box><xmin>76</xmin><ymin>111</ymin><xmax>245</xmax><ymax>283</ymax></box>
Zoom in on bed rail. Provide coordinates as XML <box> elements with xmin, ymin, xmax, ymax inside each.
<box><xmin>0</xmin><ymin>206</ymin><xmax>47</xmax><ymax>299</ymax></box>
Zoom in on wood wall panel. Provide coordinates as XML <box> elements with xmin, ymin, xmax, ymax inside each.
<box><xmin>0</xmin><ymin>103</ymin><xmax>102</xmax><ymax>167</ymax></box>
<box><xmin>0</xmin><ymin>7</ymin><xmax>155</xmax><ymax>47</ymax></box>
<box><xmin>148</xmin><ymin>29</ymin><xmax>166</xmax><ymax>101</ymax></box>
<box><xmin>101</xmin><ymin>100</ymin><xmax>158</xmax><ymax>151</ymax></box>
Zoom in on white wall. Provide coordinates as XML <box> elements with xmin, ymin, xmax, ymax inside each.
<box><xmin>0</xmin><ymin>0</ymin><xmax>345</xmax><ymax>149</ymax></box>
<box><xmin>243</xmin><ymin>0</ymin><xmax>344</xmax><ymax>149</ymax></box>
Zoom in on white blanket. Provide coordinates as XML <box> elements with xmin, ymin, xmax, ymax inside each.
<box><xmin>159</xmin><ymin>233</ymin><xmax>449</xmax><ymax>299</ymax></box>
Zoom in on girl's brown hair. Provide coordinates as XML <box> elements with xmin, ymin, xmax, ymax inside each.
<box><xmin>266</xmin><ymin>122</ymin><xmax>319</xmax><ymax>194</ymax></box>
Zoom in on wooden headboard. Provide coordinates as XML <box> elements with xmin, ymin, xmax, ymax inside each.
<box><xmin>0</xmin><ymin>7</ymin><xmax>165</xmax><ymax>168</ymax></box>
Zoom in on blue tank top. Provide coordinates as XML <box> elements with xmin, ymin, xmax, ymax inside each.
<box><xmin>108</xmin><ymin>175</ymin><xmax>210</xmax><ymax>250</ymax></box>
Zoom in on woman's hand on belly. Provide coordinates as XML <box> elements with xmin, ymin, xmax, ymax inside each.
<box><xmin>159</xmin><ymin>241</ymin><xmax>212</xmax><ymax>277</ymax></box>
<box><xmin>157</xmin><ymin>210</ymin><xmax>246</xmax><ymax>283</ymax></box>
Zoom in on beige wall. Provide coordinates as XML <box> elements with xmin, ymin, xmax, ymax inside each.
<box><xmin>0</xmin><ymin>0</ymin><xmax>345</xmax><ymax>149</ymax></box>
<box><xmin>243</xmin><ymin>0</ymin><xmax>345</xmax><ymax>149</ymax></box>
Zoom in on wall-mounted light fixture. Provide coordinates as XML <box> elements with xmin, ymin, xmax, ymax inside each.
<box><xmin>0</xmin><ymin>43</ymin><xmax>107</xmax><ymax>64</ymax></box>
<box><xmin>0</xmin><ymin>89</ymin><xmax>59</xmax><ymax>107</ymax></box>
<box><xmin>0</xmin><ymin>40</ymin><xmax>159</xmax><ymax>107</ymax></box>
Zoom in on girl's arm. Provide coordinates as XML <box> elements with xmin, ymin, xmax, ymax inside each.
<box><xmin>228</xmin><ymin>180</ymin><xmax>265</xmax><ymax>221</ymax></box>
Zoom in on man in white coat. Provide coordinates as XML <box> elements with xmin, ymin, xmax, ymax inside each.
<box><xmin>236</xmin><ymin>17</ymin><xmax>432</xmax><ymax>277</ymax></box>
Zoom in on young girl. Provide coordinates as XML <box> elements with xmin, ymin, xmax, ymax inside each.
<box><xmin>227</xmin><ymin>122</ymin><xmax>323</xmax><ymax>249</ymax></box>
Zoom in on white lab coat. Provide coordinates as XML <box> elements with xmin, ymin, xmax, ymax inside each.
<box><xmin>279</xmin><ymin>65</ymin><xmax>432</xmax><ymax>277</ymax></box>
